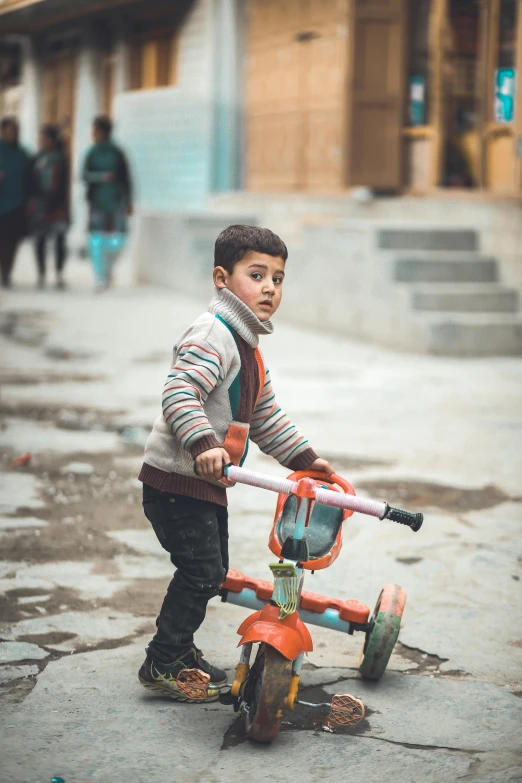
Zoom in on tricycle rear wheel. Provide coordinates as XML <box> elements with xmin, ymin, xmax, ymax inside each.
<box><xmin>359</xmin><ymin>584</ymin><xmax>407</xmax><ymax>681</ymax></box>
<box><xmin>244</xmin><ymin>643</ymin><xmax>292</xmax><ymax>743</ymax></box>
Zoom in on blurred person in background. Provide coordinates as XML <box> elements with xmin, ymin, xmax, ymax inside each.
<box><xmin>29</xmin><ymin>124</ymin><xmax>70</xmax><ymax>290</ymax></box>
<box><xmin>0</xmin><ymin>116</ymin><xmax>30</xmax><ymax>289</ymax></box>
<box><xmin>82</xmin><ymin>115</ymin><xmax>133</xmax><ymax>292</ymax></box>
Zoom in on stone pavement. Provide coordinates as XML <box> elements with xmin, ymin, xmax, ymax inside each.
<box><xmin>1</xmin><ymin>247</ymin><xmax>521</xmax><ymax>782</ymax></box>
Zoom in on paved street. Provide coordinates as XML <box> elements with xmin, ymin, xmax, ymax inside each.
<box><xmin>1</xmin><ymin>249</ymin><xmax>521</xmax><ymax>783</ymax></box>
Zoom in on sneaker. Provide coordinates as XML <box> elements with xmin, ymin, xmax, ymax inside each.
<box><xmin>191</xmin><ymin>646</ymin><xmax>227</xmax><ymax>685</ymax></box>
<box><xmin>138</xmin><ymin>647</ymin><xmax>227</xmax><ymax>702</ymax></box>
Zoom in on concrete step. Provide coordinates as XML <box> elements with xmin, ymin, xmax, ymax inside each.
<box><xmin>420</xmin><ymin>313</ymin><xmax>522</xmax><ymax>356</ymax></box>
<box><xmin>379</xmin><ymin>228</ymin><xmax>477</xmax><ymax>252</ymax></box>
<box><xmin>411</xmin><ymin>284</ymin><xmax>519</xmax><ymax>313</ymax></box>
<box><xmin>394</xmin><ymin>256</ymin><xmax>498</xmax><ymax>283</ymax></box>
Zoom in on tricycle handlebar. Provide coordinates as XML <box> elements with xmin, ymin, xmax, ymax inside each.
<box><xmin>224</xmin><ymin>465</ymin><xmax>423</xmax><ymax>533</ymax></box>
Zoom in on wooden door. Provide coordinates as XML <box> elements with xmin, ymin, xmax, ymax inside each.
<box><xmin>101</xmin><ymin>42</ymin><xmax>115</xmax><ymax>117</ymax></box>
<box><xmin>101</xmin><ymin>56</ymin><xmax>114</xmax><ymax>117</ymax></box>
<box><xmin>346</xmin><ymin>0</ymin><xmax>407</xmax><ymax>189</ymax></box>
<box><xmin>246</xmin><ymin>0</ymin><xmax>304</xmax><ymax>190</ymax></box>
<box><xmin>40</xmin><ymin>52</ymin><xmax>76</xmax><ymax>156</ymax></box>
<box><xmin>245</xmin><ymin>0</ymin><xmax>350</xmax><ymax>191</ymax></box>
<box><xmin>301</xmin><ymin>0</ymin><xmax>350</xmax><ymax>189</ymax></box>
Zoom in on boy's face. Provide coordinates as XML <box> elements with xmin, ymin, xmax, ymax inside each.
<box><xmin>1</xmin><ymin>122</ymin><xmax>18</xmax><ymax>144</ymax></box>
<box><xmin>93</xmin><ymin>125</ymin><xmax>109</xmax><ymax>144</ymax></box>
<box><xmin>213</xmin><ymin>252</ymin><xmax>285</xmax><ymax>322</ymax></box>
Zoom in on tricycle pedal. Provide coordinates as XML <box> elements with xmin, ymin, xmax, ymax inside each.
<box><xmin>328</xmin><ymin>694</ymin><xmax>365</xmax><ymax>729</ymax></box>
<box><xmin>218</xmin><ymin>688</ymin><xmax>241</xmax><ymax>711</ymax></box>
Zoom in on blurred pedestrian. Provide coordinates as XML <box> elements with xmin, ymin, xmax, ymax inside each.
<box><xmin>0</xmin><ymin>116</ymin><xmax>30</xmax><ymax>288</ymax></box>
<box><xmin>82</xmin><ymin>116</ymin><xmax>133</xmax><ymax>292</ymax></box>
<box><xmin>29</xmin><ymin>124</ymin><xmax>70</xmax><ymax>289</ymax></box>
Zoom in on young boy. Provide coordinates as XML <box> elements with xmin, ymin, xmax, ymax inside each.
<box><xmin>138</xmin><ymin>224</ymin><xmax>333</xmax><ymax>701</ymax></box>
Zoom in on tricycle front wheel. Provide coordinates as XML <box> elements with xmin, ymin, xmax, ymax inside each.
<box><xmin>244</xmin><ymin>643</ymin><xmax>292</xmax><ymax>743</ymax></box>
<box><xmin>359</xmin><ymin>584</ymin><xmax>407</xmax><ymax>681</ymax></box>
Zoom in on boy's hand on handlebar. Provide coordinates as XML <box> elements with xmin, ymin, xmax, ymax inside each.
<box><xmin>195</xmin><ymin>447</ymin><xmax>231</xmax><ymax>482</ymax></box>
<box><xmin>306</xmin><ymin>458</ymin><xmax>334</xmax><ymax>477</ymax></box>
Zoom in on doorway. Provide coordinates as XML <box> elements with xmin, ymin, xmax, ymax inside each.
<box><xmin>443</xmin><ymin>0</ymin><xmax>482</xmax><ymax>187</ymax></box>
<box><xmin>439</xmin><ymin>0</ymin><xmax>521</xmax><ymax>192</ymax></box>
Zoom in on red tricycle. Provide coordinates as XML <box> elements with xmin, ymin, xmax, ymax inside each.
<box><xmin>179</xmin><ymin>465</ymin><xmax>423</xmax><ymax>743</ymax></box>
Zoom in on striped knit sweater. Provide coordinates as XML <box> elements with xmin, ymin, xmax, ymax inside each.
<box><xmin>139</xmin><ymin>287</ymin><xmax>317</xmax><ymax>505</ymax></box>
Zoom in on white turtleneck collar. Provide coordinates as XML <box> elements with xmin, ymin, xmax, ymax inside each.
<box><xmin>208</xmin><ymin>287</ymin><xmax>274</xmax><ymax>348</ymax></box>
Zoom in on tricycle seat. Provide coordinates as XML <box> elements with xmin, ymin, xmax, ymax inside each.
<box><xmin>277</xmin><ymin>493</ymin><xmax>343</xmax><ymax>559</ymax></box>
<box><xmin>268</xmin><ymin>471</ymin><xmax>355</xmax><ymax>570</ymax></box>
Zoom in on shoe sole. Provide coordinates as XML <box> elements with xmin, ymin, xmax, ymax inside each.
<box><xmin>138</xmin><ymin>675</ymin><xmax>224</xmax><ymax>703</ymax></box>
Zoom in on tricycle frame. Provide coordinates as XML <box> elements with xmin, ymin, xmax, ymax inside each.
<box><xmin>217</xmin><ymin>465</ymin><xmax>422</xmax><ymax>741</ymax></box>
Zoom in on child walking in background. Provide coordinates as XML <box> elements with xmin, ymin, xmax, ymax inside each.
<box><xmin>29</xmin><ymin>124</ymin><xmax>69</xmax><ymax>290</ymax></box>
<box><xmin>138</xmin><ymin>224</ymin><xmax>333</xmax><ymax>702</ymax></box>
<box><xmin>82</xmin><ymin>115</ymin><xmax>132</xmax><ymax>292</ymax></box>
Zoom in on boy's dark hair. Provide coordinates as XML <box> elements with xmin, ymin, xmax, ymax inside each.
<box><xmin>214</xmin><ymin>225</ymin><xmax>288</xmax><ymax>273</ymax></box>
<box><xmin>93</xmin><ymin>115</ymin><xmax>112</xmax><ymax>137</ymax></box>
<box><xmin>1</xmin><ymin>116</ymin><xmax>18</xmax><ymax>131</ymax></box>
<box><xmin>41</xmin><ymin>123</ymin><xmax>61</xmax><ymax>145</ymax></box>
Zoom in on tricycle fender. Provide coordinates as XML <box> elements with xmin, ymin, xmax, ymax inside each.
<box><xmin>237</xmin><ymin>603</ymin><xmax>313</xmax><ymax>660</ymax></box>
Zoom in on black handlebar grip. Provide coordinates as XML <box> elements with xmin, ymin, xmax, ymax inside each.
<box><xmin>386</xmin><ymin>507</ymin><xmax>423</xmax><ymax>532</ymax></box>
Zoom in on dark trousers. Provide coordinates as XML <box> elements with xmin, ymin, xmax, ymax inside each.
<box><xmin>36</xmin><ymin>231</ymin><xmax>67</xmax><ymax>277</ymax></box>
<box><xmin>142</xmin><ymin>484</ymin><xmax>229</xmax><ymax>663</ymax></box>
<box><xmin>0</xmin><ymin>207</ymin><xmax>25</xmax><ymax>287</ymax></box>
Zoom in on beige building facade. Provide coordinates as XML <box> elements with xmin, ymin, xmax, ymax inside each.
<box><xmin>241</xmin><ymin>0</ymin><xmax>522</xmax><ymax>197</ymax></box>
<box><xmin>1</xmin><ymin>0</ymin><xmax>521</xmax><ymax>354</ymax></box>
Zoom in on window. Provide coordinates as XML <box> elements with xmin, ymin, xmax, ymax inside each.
<box><xmin>129</xmin><ymin>29</ymin><xmax>178</xmax><ymax>90</ymax></box>
<box><xmin>0</xmin><ymin>41</ymin><xmax>21</xmax><ymax>88</ymax></box>
<box><xmin>497</xmin><ymin>0</ymin><xmax>517</xmax><ymax>69</ymax></box>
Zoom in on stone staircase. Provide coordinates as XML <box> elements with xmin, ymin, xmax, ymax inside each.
<box><xmin>380</xmin><ymin>229</ymin><xmax>522</xmax><ymax>356</ymax></box>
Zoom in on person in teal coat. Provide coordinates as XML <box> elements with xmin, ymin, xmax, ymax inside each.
<box><xmin>82</xmin><ymin>115</ymin><xmax>133</xmax><ymax>291</ymax></box>
<box><xmin>0</xmin><ymin>117</ymin><xmax>30</xmax><ymax>288</ymax></box>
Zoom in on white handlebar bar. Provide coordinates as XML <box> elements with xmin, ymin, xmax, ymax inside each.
<box><xmin>225</xmin><ymin>465</ymin><xmax>387</xmax><ymax>520</ymax></box>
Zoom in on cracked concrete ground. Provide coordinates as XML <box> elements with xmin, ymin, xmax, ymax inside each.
<box><xmin>1</xmin><ymin>250</ymin><xmax>521</xmax><ymax>782</ymax></box>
